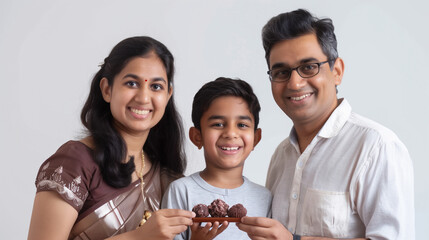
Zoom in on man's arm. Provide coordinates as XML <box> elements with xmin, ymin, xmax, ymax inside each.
<box><xmin>352</xmin><ymin>138</ymin><xmax>414</xmax><ymax>239</ymax></box>
<box><xmin>237</xmin><ymin>217</ymin><xmax>367</xmax><ymax>240</ymax></box>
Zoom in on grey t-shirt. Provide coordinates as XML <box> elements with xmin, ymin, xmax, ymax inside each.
<box><xmin>161</xmin><ymin>172</ymin><xmax>272</xmax><ymax>240</ymax></box>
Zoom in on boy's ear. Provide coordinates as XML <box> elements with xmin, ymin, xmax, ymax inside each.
<box><xmin>253</xmin><ymin>128</ymin><xmax>262</xmax><ymax>150</ymax></box>
<box><xmin>189</xmin><ymin>127</ymin><xmax>203</xmax><ymax>149</ymax></box>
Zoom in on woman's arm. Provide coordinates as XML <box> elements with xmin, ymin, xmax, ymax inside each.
<box><xmin>28</xmin><ymin>191</ymin><xmax>78</xmax><ymax>240</ymax></box>
<box><xmin>107</xmin><ymin>209</ymin><xmax>194</xmax><ymax>240</ymax></box>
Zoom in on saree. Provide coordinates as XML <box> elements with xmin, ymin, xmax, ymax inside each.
<box><xmin>35</xmin><ymin>141</ymin><xmax>181</xmax><ymax>240</ymax></box>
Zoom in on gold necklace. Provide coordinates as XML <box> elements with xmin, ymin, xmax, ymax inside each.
<box><xmin>136</xmin><ymin>150</ymin><xmax>152</xmax><ymax>227</ymax></box>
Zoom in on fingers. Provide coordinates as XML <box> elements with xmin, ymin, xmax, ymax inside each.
<box><xmin>190</xmin><ymin>221</ymin><xmax>230</xmax><ymax>239</ymax></box>
<box><xmin>158</xmin><ymin>208</ymin><xmax>196</xmax><ymax>218</ymax></box>
<box><xmin>190</xmin><ymin>222</ymin><xmax>201</xmax><ymax>232</ymax></box>
<box><xmin>237</xmin><ymin>217</ymin><xmax>291</xmax><ymax>240</ymax></box>
<box><xmin>214</xmin><ymin>221</ymin><xmax>228</xmax><ymax>236</ymax></box>
<box><xmin>240</xmin><ymin>216</ymin><xmax>272</xmax><ymax>227</ymax></box>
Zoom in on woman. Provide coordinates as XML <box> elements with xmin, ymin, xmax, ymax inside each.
<box><xmin>28</xmin><ymin>36</ymin><xmax>195</xmax><ymax>239</ymax></box>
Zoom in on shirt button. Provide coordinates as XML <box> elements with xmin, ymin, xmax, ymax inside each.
<box><xmin>297</xmin><ymin>161</ymin><xmax>303</xmax><ymax>168</ymax></box>
<box><xmin>292</xmin><ymin>193</ymin><xmax>298</xmax><ymax>199</ymax></box>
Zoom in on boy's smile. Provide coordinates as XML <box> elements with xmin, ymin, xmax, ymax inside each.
<box><xmin>190</xmin><ymin>96</ymin><xmax>261</xmax><ymax>171</ymax></box>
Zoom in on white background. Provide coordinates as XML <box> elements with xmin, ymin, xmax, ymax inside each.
<box><xmin>1</xmin><ymin>0</ymin><xmax>428</xmax><ymax>238</ymax></box>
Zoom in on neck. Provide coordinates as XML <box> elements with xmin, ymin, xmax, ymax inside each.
<box><xmin>200</xmin><ymin>167</ymin><xmax>244</xmax><ymax>189</ymax></box>
<box><xmin>293</xmin><ymin>124</ymin><xmax>322</xmax><ymax>153</ymax></box>
<box><xmin>120</xmin><ymin>131</ymin><xmax>149</xmax><ymax>159</ymax></box>
<box><xmin>293</xmin><ymin>99</ymin><xmax>341</xmax><ymax>153</ymax></box>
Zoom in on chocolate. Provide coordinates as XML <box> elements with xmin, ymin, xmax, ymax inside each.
<box><xmin>208</xmin><ymin>199</ymin><xmax>229</xmax><ymax>217</ymax></box>
<box><xmin>227</xmin><ymin>203</ymin><xmax>247</xmax><ymax>218</ymax></box>
<box><xmin>192</xmin><ymin>204</ymin><xmax>209</xmax><ymax>217</ymax></box>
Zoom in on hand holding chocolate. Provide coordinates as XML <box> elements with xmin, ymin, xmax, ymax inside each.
<box><xmin>192</xmin><ymin>199</ymin><xmax>247</xmax><ymax>222</ymax></box>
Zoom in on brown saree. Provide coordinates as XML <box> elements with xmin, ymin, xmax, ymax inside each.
<box><xmin>35</xmin><ymin>141</ymin><xmax>181</xmax><ymax>240</ymax></box>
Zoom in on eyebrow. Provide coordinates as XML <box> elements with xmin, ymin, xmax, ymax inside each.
<box><xmin>271</xmin><ymin>57</ymin><xmax>319</xmax><ymax>70</ymax></box>
<box><xmin>123</xmin><ymin>73</ymin><xmax>167</xmax><ymax>83</ymax></box>
<box><xmin>207</xmin><ymin>115</ymin><xmax>253</xmax><ymax>121</ymax></box>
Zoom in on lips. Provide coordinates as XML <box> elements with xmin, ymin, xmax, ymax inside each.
<box><xmin>288</xmin><ymin>92</ymin><xmax>313</xmax><ymax>101</ymax></box>
<box><xmin>130</xmin><ymin>108</ymin><xmax>150</xmax><ymax>115</ymax></box>
<box><xmin>220</xmin><ymin>146</ymin><xmax>240</xmax><ymax>151</ymax></box>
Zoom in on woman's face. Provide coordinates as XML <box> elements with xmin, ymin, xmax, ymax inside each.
<box><xmin>100</xmin><ymin>54</ymin><xmax>172</xmax><ymax>137</ymax></box>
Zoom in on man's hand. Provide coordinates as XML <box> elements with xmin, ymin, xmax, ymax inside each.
<box><xmin>236</xmin><ymin>217</ymin><xmax>292</xmax><ymax>240</ymax></box>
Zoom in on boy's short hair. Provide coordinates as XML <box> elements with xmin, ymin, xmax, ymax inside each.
<box><xmin>191</xmin><ymin>77</ymin><xmax>261</xmax><ymax>130</ymax></box>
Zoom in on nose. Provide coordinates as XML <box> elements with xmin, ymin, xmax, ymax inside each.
<box><xmin>135</xmin><ymin>84</ymin><xmax>150</xmax><ymax>103</ymax></box>
<box><xmin>287</xmin><ymin>70</ymin><xmax>306</xmax><ymax>90</ymax></box>
<box><xmin>222</xmin><ymin>125</ymin><xmax>238</xmax><ymax>139</ymax></box>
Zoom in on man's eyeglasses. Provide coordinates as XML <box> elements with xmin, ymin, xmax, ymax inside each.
<box><xmin>267</xmin><ymin>60</ymin><xmax>333</xmax><ymax>82</ymax></box>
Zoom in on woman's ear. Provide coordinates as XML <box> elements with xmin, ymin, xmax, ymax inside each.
<box><xmin>189</xmin><ymin>127</ymin><xmax>203</xmax><ymax>150</ymax></box>
<box><xmin>100</xmin><ymin>77</ymin><xmax>112</xmax><ymax>103</ymax></box>
<box><xmin>167</xmin><ymin>83</ymin><xmax>173</xmax><ymax>101</ymax></box>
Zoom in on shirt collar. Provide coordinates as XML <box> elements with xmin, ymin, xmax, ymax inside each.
<box><xmin>288</xmin><ymin>98</ymin><xmax>351</xmax><ymax>149</ymax></box>
<box><xmin>317</xmin><ymin>98</ymin><xmax>351</xmax><ymax>138</ymax></box>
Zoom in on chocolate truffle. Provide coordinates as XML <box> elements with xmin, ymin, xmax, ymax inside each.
<box><xmin>192</xmin><ymin>204</ymin><xmax>209</xmax><ymax>217</ymax></box>
<box><xmin>208</xmin><ymin>199</ymin><xmax>229</xmax><ymax>217</ymax></box>
<box><xmin>227</xmin><ymin>203</ymin><xmax>247</xmax><ymax>218</ymax></box>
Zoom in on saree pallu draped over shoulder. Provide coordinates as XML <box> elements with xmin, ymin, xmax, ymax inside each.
<box><xmin>69</xmin><ymin>181</ymin><xmax>145</xmax><ymax>239</ymax></box>
<box><xmin>34</xmin><ymin>141</ymin><xmax>182</xmax><ymax>240</ymax></box>
<box><xmin>68</xmin><ymin>165</ymin><xmax>180</xmax><ymax>239</ymax></box>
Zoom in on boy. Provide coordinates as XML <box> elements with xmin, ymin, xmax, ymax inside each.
<box><xmin>161</xmin><ymin>77</ymin><xmax>272</xmax><ymax>240</ymax></box>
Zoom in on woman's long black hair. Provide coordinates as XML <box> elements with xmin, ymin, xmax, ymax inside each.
<box><xmin>80</xmin><ymin>36</ymin><xmax>186</xmax><ymax>188</ymax></box>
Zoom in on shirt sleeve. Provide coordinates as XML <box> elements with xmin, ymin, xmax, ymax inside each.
<box><xmin>35</xmin><ymin>142</ymin><xmax>92</xmax><ymax>212</ymax></box>
<box><xmin>353</xmin><ymin>136</ymin><xmax>415</xmax><ymax>239</ymax></box>
<box><xmin>161</xmin><ymin>179</ymin><xmax>188</xmax><ymax>240</ymax></box>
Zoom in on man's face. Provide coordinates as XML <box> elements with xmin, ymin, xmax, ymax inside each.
<box><xmin>268</xmin><ymin>33</ymin><xmax>343</xmax><ymax>127</ymax></box>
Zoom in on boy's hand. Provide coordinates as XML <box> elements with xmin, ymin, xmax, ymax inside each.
<box><xmin>190</xmin><ymin>221</ymin><xmax>229</xmax><ymax>240</ymax></box>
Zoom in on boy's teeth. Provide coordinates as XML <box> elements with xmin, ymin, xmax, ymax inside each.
<box><xmin>221</xmin><ymin>147</ymin><xmax>239</xmax><ymax>151</ymax></box>
<box><xmin>131</xmin><ymin>108</ymin><xmax>150</xmax><ymax>115</ymax></box>
<box><xmin>291</xmin><ymin>93</ymin><xmax>311</xmax><ymax>101</ymax></box>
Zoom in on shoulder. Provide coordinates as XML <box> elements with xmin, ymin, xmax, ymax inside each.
<box><xmin>167</xmin><ymin>173</ymin><xmax>196</xmax><ymax>189</ymax></box>
<box><xmin>35</xmin><ymin>141</ymin><xmax>96</xmax><ymax>211</ymax></box>
<box><xmin>160</xmin><ymin>166</ymin><xmax>184</xmax><ymax>188</ymax></box>
<box><xmin>271</xmin><ymin>137</ymin><xmax>293</xmax><ymax>160</ymax></box>
<box><xmin>244</xmin><ymin>177</ymin><xmax>272</xmax><ymax>197</ymax></box>
<box><xmin>38</xmin><ymin>141</ymin><xmax>97</xmax><ymax>176</ymax></box>
<box><xmin>347</xmin><ymin>112</ymin><xmax>407</xmax><ymax>149</ymax></box>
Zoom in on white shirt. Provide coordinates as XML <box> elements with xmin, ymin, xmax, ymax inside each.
<box><xmin>266</xmin><ymin>99</ymin><xmax>414</xmax><ymax>239</ymax></box>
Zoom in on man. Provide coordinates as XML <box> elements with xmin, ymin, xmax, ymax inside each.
<box><xmin>237</xmin><ymin>9</ymin><xmax>414</xmax><ymax>240</ymax></box>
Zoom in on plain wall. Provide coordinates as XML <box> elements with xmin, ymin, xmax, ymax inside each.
<box><xmin>1</xmin><ymin>0</ymin><xmax>428</xmax><ymax>238</ymax></box>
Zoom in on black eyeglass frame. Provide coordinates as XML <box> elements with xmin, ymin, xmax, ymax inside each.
<box><xmin>267</xmin><ymin>59</ymin><xmax>334</xmax><ymax>82</ymax></box>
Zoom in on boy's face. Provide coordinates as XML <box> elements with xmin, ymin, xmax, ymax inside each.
<box><xmin>190</xmin><ymin>96</ymin><xmax>261</xmax><ymax>171</ymax></box>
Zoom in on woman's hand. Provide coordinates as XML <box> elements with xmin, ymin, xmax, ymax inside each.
<box><xmin>134</xmin><ymin>209</ymin><xmax>195</xmax><ymax>240</ymax></box>
<box><xmin>236</xmin><ymin>217</ymin><xmax>292</xmax><ymax>240</ymax></box>
<box><xmin>190</xmin><ymin>221</ymin><xmax>228</xmax><ymax>240</ymax></box>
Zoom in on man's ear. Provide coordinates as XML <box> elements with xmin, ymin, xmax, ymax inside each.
<box><xmin>100</xmin><ymin>77</ymin><xmax>112</xmax><ymax>103</ymax></box>
<box><xmin>253</xmin><ymin>128</ymin><xmax>262</xmax><ymax>150</ymax></box>
<box><xmin>332</xmin><ymin>57</ymin><xmax>345</xmax><ymax>86</ymax></box>
<box><xmin>189</xmin><ymin>127</ymin><xmax>203</xmax><ymax>149</ymax></box>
